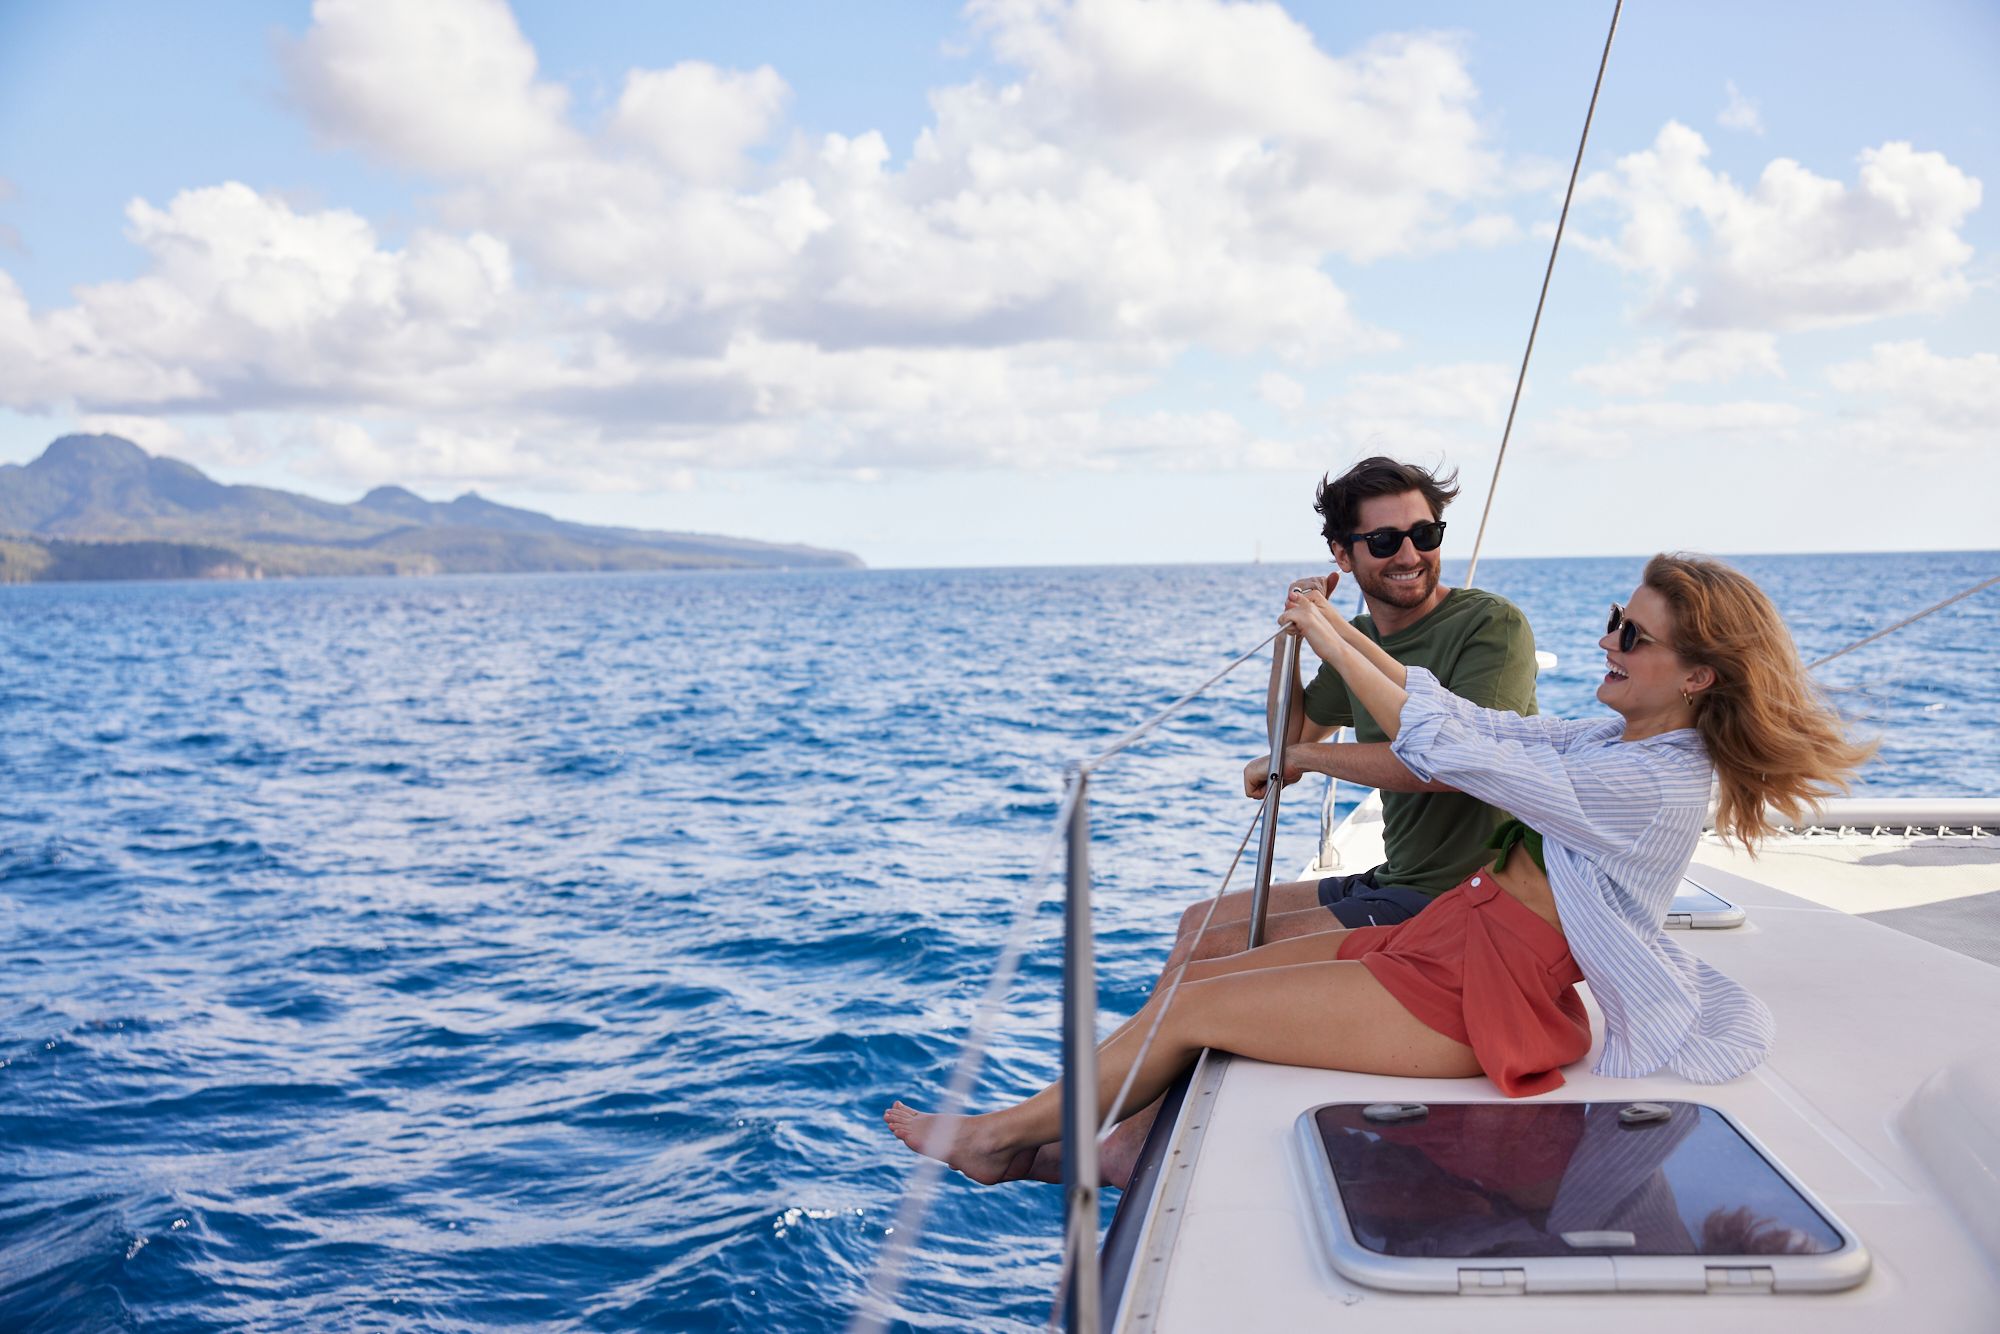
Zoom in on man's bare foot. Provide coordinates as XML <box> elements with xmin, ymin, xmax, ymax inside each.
<box><xmin>884</xmin><ymin>1102</ymin><xmax>1034</xmax><ymax>1186</ymax></box>
<box><xmin>1024</xmin><ymin>1125</ymin><xmax>1144</xmax><ymax>1191</ymax></box>
<box><xmin>1098</xmin><ymin>1105</ymin><xmax>1158</xmax><ymax>1190</ymax></box>
<box><xmin>1098</xmin><ymin>1124</ymin><xmax>1144</xmax><ymax>1191</ymax></box>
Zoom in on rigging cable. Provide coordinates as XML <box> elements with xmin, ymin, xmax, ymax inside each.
<box><xmin>849</xmin><ymin>630</ymin><xmax>1281</xmax><ymax>1333</ymax></box>
<box><xmin>1045</xmin><ymin>802</ymin><xmax>1264</xmax><ymax>1330</ymax></box>
<box><xmin>1095</xmin><ymin>806</ymin><xmax>1263</xmax><ymax>1138</ymax></box>
<box><xmin>848</xmin><ymin>781</ymin><xmax>1079</xmax><ymax>1334</ymax></box>
<box><xmin>1462</xmin><ymin>0</ymin><xmax>1624</xmax><ymax>589</ymax></box>
<box><xmin>1806</xmin><ymin>571</ymin><xmax>2000</xmax><ymax>671</ymax></box>
<box><xmin>1080</xmin><ymin>630</ymin><xmax>1282</xmax><ymax>775</ymax></box>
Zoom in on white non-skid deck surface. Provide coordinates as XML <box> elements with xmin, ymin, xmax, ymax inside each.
<box><xmin>1130</xmin><ymin>815</ymin><xmax>2000</xmax><ymax>1332</ymax></box>
<box><xmin>1691</xmin><ymin>830</ymin><xmax>2000</xmax><ymax>967</ymax></box>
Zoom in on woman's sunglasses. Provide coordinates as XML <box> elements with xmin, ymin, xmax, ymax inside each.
<box><xmin>1607</xmin><ymin>602</ymin><xmax>1660</xmax><ymax>654</ymax></box>
<box><xmin>1347</xmin><ymin>520</ymin><xmax>1446</xmax><ymax>559</ymax></box>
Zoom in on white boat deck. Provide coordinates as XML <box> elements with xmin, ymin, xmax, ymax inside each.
<box><xmin>1113</xmin><ymin>797</ymin><xmax>2000</xmax><ymax>1332</ymax></box>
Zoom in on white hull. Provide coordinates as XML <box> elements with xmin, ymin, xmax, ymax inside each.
<box><xmin>1107</xmin><ymin>794</ymin><xmax>2000</xmax><ymax>1332</ymax></box>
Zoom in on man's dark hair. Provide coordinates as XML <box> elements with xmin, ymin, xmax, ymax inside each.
<box><xmin>1314</xmin><ymin>456</ymin><xmax>1461</xmax><ymax>547</ymax></box>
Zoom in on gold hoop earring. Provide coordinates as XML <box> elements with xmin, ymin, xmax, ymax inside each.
<box><xmin>1682</xmin><ymin>690</ymin><xmax>1694</xmax><ymax>708</ymax></box>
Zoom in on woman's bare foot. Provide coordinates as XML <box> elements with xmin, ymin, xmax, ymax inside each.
<box><xmin>884</xmin><ymin>1102</ymin><xmax>1035</xmax><ymax>1186</ymax></box>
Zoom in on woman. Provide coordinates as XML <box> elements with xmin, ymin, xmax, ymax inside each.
<box><xmin>886</xmin><ymin>554</ymin><xmax>1871</xmax><ymax>1186</ymax></box>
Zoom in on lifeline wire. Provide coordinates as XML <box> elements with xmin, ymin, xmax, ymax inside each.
<box><xmin>1045</xmin><ymin>811</ymin><xmax>1266</xmax><ymax>1332</ymax></box>
<box><xmin>1462</xmin><ymin>0</ymin><xmax>1624</xmax><ymax>589</ymax></box>
<box><xmin>851</xmin><ymin>629</ymin><xmax>1286</xmax><ymax>1332</ymax></box>
<box><xmin>1806</xmin><ymin>572</ymin><xmax>2000</xmax><ymax>671</ymax></box>
<box><xmin>1048</xmin><ymin>804</ymin><xmax>1267</xmax><ymax>1327</ymax></box>
<box><xmin>848</xmin><ymin>780</ymin><xmax>1080</xmax><ymax>1334</ymax></box>
<box><xmin>1079</xmin><ymin>630</ymin><xmax>1282</xmax><ymax>775</ymax></box>
<box><xmin>1095</xmin><ymin>804</ymin><xmax>1264</xmax><ymax>1137</ymax></box>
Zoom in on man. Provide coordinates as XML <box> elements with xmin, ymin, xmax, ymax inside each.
<box><xmin>1066</xmin><ymin>455</ymin><xmax>1542</xmax><ymax>1192</ymax></box>
<box><xmin>1162</xmin><ymin>455</ymin><xmax>1541</xmax><ymax>972</ymax></box>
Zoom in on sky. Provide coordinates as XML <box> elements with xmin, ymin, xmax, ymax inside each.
<box><xmin>1</xmin><ymin>0</ymin><xmax>1996</xmax><ymax>568</ymax></box>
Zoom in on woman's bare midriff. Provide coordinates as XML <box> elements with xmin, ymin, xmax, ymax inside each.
<box><xmin>1485</xmin><ymin>853</ymin><xmax>1564</xmax><ymax>936</ymax></box>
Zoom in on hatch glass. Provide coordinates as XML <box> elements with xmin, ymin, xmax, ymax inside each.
<box><xmin>1311</xmin><ymin>1100</ymin><xmax>1842</xmax><ymax>1259</ymax></box>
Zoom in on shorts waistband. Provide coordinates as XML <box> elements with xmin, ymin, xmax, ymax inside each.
<box><xmin>1457</xmin><ymin>871</ymin><xmax>1571</xmax><ymax>969</ymax></box>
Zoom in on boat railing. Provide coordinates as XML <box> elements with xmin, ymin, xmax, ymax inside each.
<box><xmin>851</xmin><ymin>626</ymin><xmax>1299</xmax><ymax>1333</ymax></box>
<box><xmin>1050</xmin><ymin>631</ymin><xmax>1301</xmax><ymax>1331</ymax></box>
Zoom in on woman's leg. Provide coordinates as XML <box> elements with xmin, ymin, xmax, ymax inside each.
<box><xmin>887</xmin><ymin>951</ymin><xmax>1477</xmax><ymax>1185</ymax></box>
<box><xmin>1025</xmin><ymin>926</ymin><xmax>1365</xmax><ymax>1186</ymax></box>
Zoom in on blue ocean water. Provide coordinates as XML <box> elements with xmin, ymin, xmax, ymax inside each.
<box><xmin>0</xmin><ymin>552</ymin><xmax>1993</xmax><ymax>1332</ymax></box>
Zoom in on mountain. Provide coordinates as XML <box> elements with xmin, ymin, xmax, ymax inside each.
<box><xmin>0</xmin><ymin>435</ymin><xmax>862</xmax><ymax>582</ymax></box>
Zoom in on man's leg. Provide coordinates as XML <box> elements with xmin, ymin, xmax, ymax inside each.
<box><xmin>1171</xmin><ymin>878</ymin><xmax>1325</xmax><ymax>939</ymax></box>
<box><xmin>1086</xmin><ymin>876</ymin><xmax>1430</xmax><ymax>1187</ymax></box>
<box><xmin>1034</xmin><ymin>904</ymin><xmax>1360</xmax><ymax>1187</ymax></box>
<box><xmin>1159</xmin><ymin>902</ymin><xmax>1347</xmax><ymax>989</ymax></box>
<box><xmin>1166</xmin><ymin>870</ymin><xmax>1399</xmax><ymax>983</ymax></box>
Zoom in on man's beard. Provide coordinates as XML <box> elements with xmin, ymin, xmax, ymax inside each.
<box><xmin>1353</xmin><ymin>559</ymin><xmax>1439</xmax><ymax>610</ymax></box>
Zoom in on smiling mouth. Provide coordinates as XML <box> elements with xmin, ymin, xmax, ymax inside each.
<box><xmin>1604</xmin><ymin>661</ymin><xmax>1629</xmax><ymax>680</ymax></box>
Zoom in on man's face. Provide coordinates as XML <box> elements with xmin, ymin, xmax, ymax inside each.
<box><xmin>1331</xmin><ymin>490</ymin><xmax>1443</xmax><ymax>610</ymax></box>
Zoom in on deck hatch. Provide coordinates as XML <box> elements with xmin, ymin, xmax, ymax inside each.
<box><xmin>1666</xmin><ymin>881</ymin><xmax>1747</xmax><ymax>929</ymax></box>
<box><xmin>1294</xmin><ymin>1100</ymin><xmax>1870</xmax><ymax>1294</ymax></box>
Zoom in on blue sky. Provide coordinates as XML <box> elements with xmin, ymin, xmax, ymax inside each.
<box><xmin>2</xmin><ymin>0</ymin><xmax>1995</xmax><ymax>567</ymax></box>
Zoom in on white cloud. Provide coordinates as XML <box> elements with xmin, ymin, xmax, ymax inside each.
<box><xmin>1572</xmin><ymin>331</ymin><xmax>1783</xmax><ymax>396</ymax></box>
<box><xmin>0</xmin><ymin>184</ymin><xmax>527</xmax><ymax>418</ymax></box>
<box><xmin>1718</xmin><ymin>81</ymin><xmax>1764</xmax><ymax>136</ymax></box>
<box><xmin>1228</xmin><ymin>361</ymin><xmax>1517</xmax><ymax>474</ymax></box>
<box><xmin>1577</xmin><ymin>122</ymin><xmax>1981</xmax><ymax>332</ymax></box>
<box><xmin>1824</xmin><ymin>340</ymin><xmax>2000</xmax><ymax>453</ymax></box>
<box><xmin>1258</xmin><ymin>371</ymin><xmax>1307</xmax><ymax>413</ymax></box>
<box><xmin>75</xmin><ymin>414</ymin><xmax>190</xmax><ymax>456</ymax></box>
<box><xmin>1447</xmin><ymin>212</ymin><xmax>1523</xmax><ymax>249</ymax></box>
<box><xmin>1323</xmin><ymin>361</ymin><xmax>1512</xmax><ymax>456</ymax></box>
<box><xmin>302</xmin><ymin>0</ymin><xmax>1509</xmax><ymax>352</ymax></box>
<box><xmin>612</xmin><ymin>62</ymin><xmax>789</xmax><ymax>183</ymax></box>
<box><xmin>281</xmin><ymin>0</ymin><xmax>578</xmax><ymax>174</ymax></box>
<box><xmin>1467</xmin><ymin>341</ymin><xmax>1985</xmax><ymax>469</ymax></box>
<box><xmin>960</xmin><ymin>0</ymin><xmax>1505</xmax><ymax>260</ymax></box>
<box><xmin>1535</xmin><ymin>398</ymin><xmax>1808</xmax><ymax>459</ymax></box>
<box><xmin>2</xmin><ymin>1</ymin><xmax>1573</xmax><ymax>488</ymax></box>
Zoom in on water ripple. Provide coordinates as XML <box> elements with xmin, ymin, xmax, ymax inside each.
<box><xmin>0</xmin><ymin>555</ymin><xmax>1991</xmax><ymax>1330</ymax></box>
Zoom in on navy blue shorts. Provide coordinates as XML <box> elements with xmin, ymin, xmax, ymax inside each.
<box><xmin>1317</xmin><ymin>869</ymin><xmax>1437</xmax><ymax>929</ymax></box>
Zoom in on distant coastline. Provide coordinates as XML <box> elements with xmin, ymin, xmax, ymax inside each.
<box><xmin>0</xmin><ymin>435</ymin><xmax>862</xmax><ymax>583</ymax></box>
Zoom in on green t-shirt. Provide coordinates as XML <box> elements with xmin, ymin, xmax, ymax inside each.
<box><xmin>1301</xmin><ymin>587</ymin><xmax>1539</xmax><ymax>896</ymax></box>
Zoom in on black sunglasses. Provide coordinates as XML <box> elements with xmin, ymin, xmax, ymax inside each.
<box><xmin>1607</xmin><ymin>602</ymin><xmax>1660</xmax><ymax>654</ymax></box>
<box><xmin>1345</xmin><ymin>520</ymin><xmax>1446</xmax><ymax>559</ymax></box>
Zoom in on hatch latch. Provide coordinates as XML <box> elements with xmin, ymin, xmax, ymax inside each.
<box><xmin>1704</xmin><ymin>1266</ymin><xmax>1776</xmax><ymax>1293</ymax></box>
<box><xmin>1457</xmin><ymin>1268</ymin><xmax>1527</xmax><ymax>1295</ymax></box>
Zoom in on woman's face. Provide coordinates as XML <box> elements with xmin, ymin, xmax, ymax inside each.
<box><xmin>1596</xmin><ymin>584</ymin><xmax>1701</xmax><ymax>721</ymax></box>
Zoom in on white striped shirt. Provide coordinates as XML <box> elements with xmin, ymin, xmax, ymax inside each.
<box><xmin>1389</xmin><ymin>667</ymin><xmax>1775</xmax><ymax>1084</ymax></box>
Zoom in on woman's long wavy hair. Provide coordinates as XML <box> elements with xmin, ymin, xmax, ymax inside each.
<box><xmin>1642</xmin><ymin>554</ymin><xmax>1875</xmax><ymax>851</ymax></box>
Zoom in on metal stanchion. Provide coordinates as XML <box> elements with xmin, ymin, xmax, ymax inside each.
<box><xmin>1061</xmin><ymin>772</ymin><xmax>1100</xmax><ymax>1333</ymax></box>
<box><xmin>1245</xmin><ymin>631</ymin><xmax>1298</xmax><ymax>948</ymax></box>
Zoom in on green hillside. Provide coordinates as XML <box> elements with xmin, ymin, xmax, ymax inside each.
<box><xmin>0</xmin><ymin>436</ymin><xmax>861</xmax><ymax>582</ymax></box>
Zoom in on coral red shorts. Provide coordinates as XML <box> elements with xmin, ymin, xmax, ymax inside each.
<box><xmin>1337</xmin><ymin>872</ymin><xmax>1591</xmax><ymax>1097</ymax></box>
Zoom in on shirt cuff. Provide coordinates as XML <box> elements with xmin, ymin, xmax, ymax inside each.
<box><xmin>1389</xmin><ymin>666</ymin><xmax>1450</xmax><ymax>782</ymax></box>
